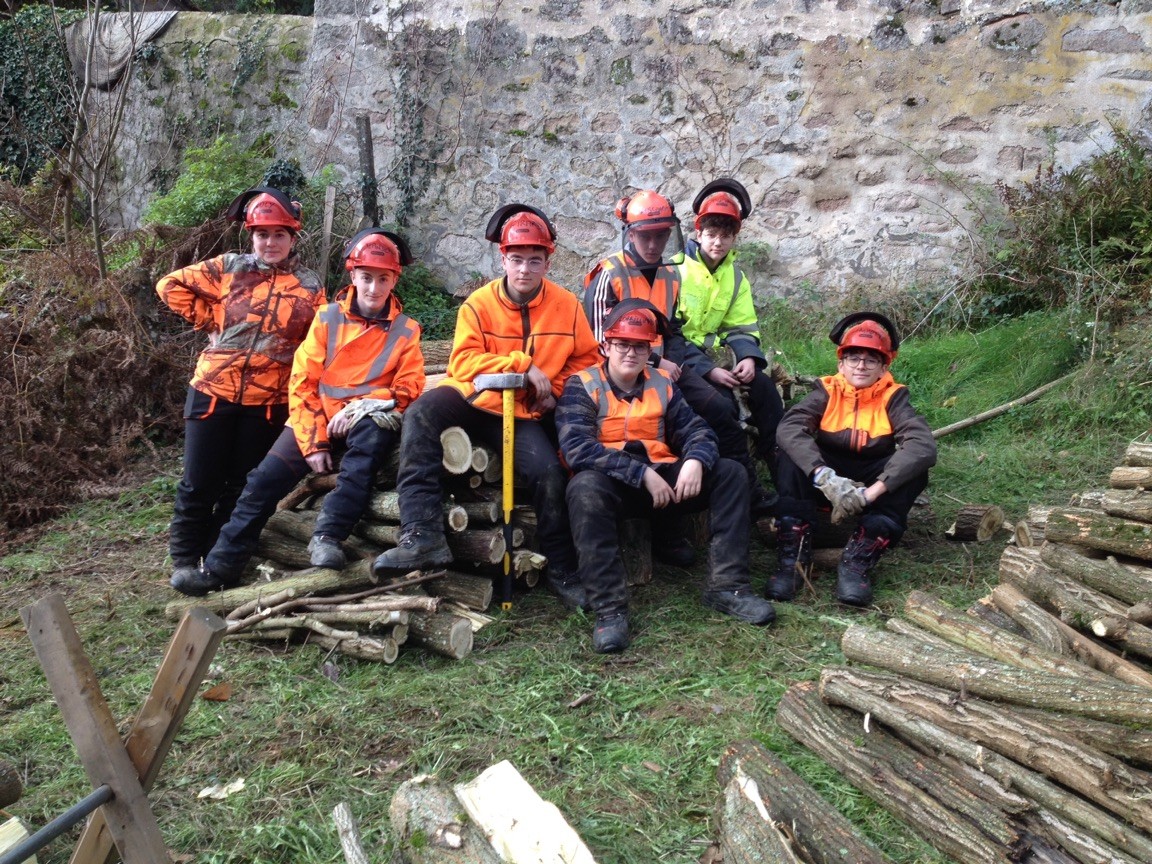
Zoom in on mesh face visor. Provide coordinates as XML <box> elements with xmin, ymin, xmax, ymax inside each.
<box><xmin>622</xmin><ymin>218</ymin><xmax>685</xmax><ymax>267</ymax></box>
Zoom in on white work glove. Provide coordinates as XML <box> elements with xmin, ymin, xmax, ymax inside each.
<box><xmin>814</xmin><ymin>466</ymin><xmax>867</xmax><ymax>524</ymax></box>
<box><xmin>371</xmin><ymin>410</ymin><xmax>403</xmax><ymax>431</ymax></box>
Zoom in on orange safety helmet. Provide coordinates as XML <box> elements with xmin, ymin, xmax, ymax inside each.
<box><xmin>830</xmin><ymin>312</ymin><xmax>899</xmax><ymax>364</ymax></box>
<box><xmin>605</xmin><ymin>307</ymin><xmax>659</xmax><ymax>342</ymax></box>
<box><xmin>226</xmin><ymin>187</ymin><xmax>303</xmax><ymax>233</ymax></box>
<box><xmin>342</xmin><ymin>228</ymin><xmax>413</xmax><ymax>273</ymax></box>
<box><xmin>485</xmin><ymin>203</ymin><xmax>556</xmax><ymax>253</ymax></box>
<box><xmin>692</xmin><ymin>178</ymin><xmax>752</xmax><ymax>230</ymax></box>
<box><xmin>615</xmin><ymin>190</ymin><xmax>677</xmax><ymax>232</ymax></box>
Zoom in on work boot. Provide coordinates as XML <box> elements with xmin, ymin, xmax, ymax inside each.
<box><xmin>592</xmin><ymin>611</ymin><xmax>630</xmax><ymax>654</ymax></box>
<box><xmin>653</xmin><ymin>535</ymin><xmax>696</xmax><ymax>568</ymax></box>
<box><xmin>701</xmin><ymin>588</ymin><xmax>776</xmax><ymax>625</ymax></box>
<box><xmin>170</xmin><ymin>563</ymin><xmax>235</xmax><ymax>597</ymax></box>
<box><xmin>308</xmin><ymin>535</ymin><xmax>347</xmax><ymax>570</ymax></box>
<box><xmin>767</xmin><ymin>517</ymin><xmax>812</xmax><ymax>601</ymax></box>
<box><xmin>544</xmin><ymin>569</ymin><xmax>588</xmax><ymax>612</ymax></box>
<box><xmin>836</xmin><ymin>528</ymin><xmax>890</xmax><ymax>607</ymax></box>
<box><xmin>372</xmin><ymin>528</ymin><xmax>452</xmax><ymax>576</ymax></box>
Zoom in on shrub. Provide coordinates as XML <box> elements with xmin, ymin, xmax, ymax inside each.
<box><xmin>142</xmin><ymin>136</ymin><xmax>266</xmax><ymax>227</ymax></box>
<box><xmin>395</xmin><ymin>263</ymin><xmax>460</xmax><ymax>341</ymax></box>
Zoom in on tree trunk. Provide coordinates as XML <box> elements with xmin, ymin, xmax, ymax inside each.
<box><xmin>776</xmin><ymin>684</ymin><xmax>1024</xmax><ymax>864</ymax></box>
<box><xmin>821</xmin><ymin>667</ymin><xmax>1152</xmax><ymax>833</ymax></box>
<box><xmin>716</xmin><ymin>738</ymin><xmax>891</xmax><ymax>864</ymax></box>
<box><xmin>427</xmin><ymin>572</ymin><xmax>493</xmax><ymax>611</ymax></box>
<box><xmin>1013</xmin><ymin>706</ymin><xmax>1152</xmax><ymax>771</ymax></box>
<box><xmin>902</xmin><ymin>590</ymin><xmax>1111</xmax><ymax>683</ymax></box>
<box><xmin>840</xmin><ymin>623</ymin><xmax>1152</xmax><ymax>724</ymax></box>
<box><xmin>819</xmin><ymin>667</ymin><xmax>1152</xmax><ymax>864</ymax></box>
<box><xmin>945</xmin><ymin>504</ymin><xmax>1005</xmax><ymax>542</ymax></box>
<box><xmin>979</xmin><ymin>586</ymin><xmax>1068</xmax><ymax>655</ymax></box>
<box><xmin>1122</xmin><ymin>441</ymin><xmax>1152</xmax><ymax>468</ymax></box>
<box><xmin>1045</xmin><ymin>507</ymin><xmax>1152</xmax><ymax>563</ymax></box>
<box><xmin>990</xmin><ymin>583</ymin><xmax>1152</xmax><ymax>690</ymax></box>
<box><xmin>716</xmin><ymin>776</ymin><xmax>804</xmax><ymax>864</ymax></box>
<box><xmin>408</xmin><ymin>612</ymin><xmax>473</xmax><ymax>660</ymax></box>
<box><xmin>1109</xmin><ymin>466</ymin><xmax>1152</xmax><ymax>490</ymax></box>
<box><xmin>1040</xmin><ymin>541</ymin><xmax>1152</xmax><ymax>606</ymax></box>
<box><xmin>441</xmin><ymin>427</ymin><xmax>473</xmax><ymax>475</ymax></box>
<box><xmin>389</xmin><ymin>775</ymin><xmax>503</xmax><ymax>864</ymax></box>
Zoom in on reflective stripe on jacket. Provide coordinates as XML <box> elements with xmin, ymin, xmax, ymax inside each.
<box><xmin>440</xmin><ymin>277</ymin><xmax>600</xmax><ymax>419</ymax></box>
<box><xmin>288</xmin><ymin>291</ymin><xmax>425</xmax><ymax>456</ymax></box>
<box><xmin>157</xmin><ymin>252</ymin><xmax>324</xmax><ymax>405</ymax></box>
<box><xmin>582</xmin><ymin>250</ymin><xmax>680</xmax><ymax>355</ymax></box>
<box><xmin>576</xmin><ymin>365</ymin><xmax>677</xmax><ymax>464</ymax></box>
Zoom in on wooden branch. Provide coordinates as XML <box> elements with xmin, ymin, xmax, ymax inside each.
<box><xmin>1040</xmin><ymin>541</ymin><xmax>1152</xmax><ymax>606</ymax></box>
<box><xmin>1045</xmin><ymin>507</ymin><xmax>1152</xmax><ymax>563</ymax></box>
<box><xmin>277</xmin><ymin>473</ymin><xmax>337</xmax><ymax>511</ymax></box>
<box><xmin>999</xmin><ymin>545</ymin><xmax>1128</xmax><ymax>623</ymax></box>
<box><xmin>332</xmin><ymin>803</ymin><xmax>369</xmax><ymax>864</ymax></box>
<box><xmin>931</xmin><ymin>372</ymin><xmax>1074</xmax><ymax>439</ymax></box>
<box><xmin>977</xmin><ymin>587</ymin><xmax>1067</xmax><ymax>655</ymax></box>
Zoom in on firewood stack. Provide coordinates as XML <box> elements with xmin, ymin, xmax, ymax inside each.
<box><xmin>762</xmin><ymin>440</ymin><xmax>1152</xmax><ymax>864</ymax></box>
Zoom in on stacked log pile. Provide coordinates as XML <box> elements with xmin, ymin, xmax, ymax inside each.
<box><xmin>761</xmin><ymin>440</ymin><xmax>1152</xmax><ymax>864</ymax></box>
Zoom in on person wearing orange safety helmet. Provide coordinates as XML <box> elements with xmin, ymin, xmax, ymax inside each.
<box><xmin>584</xmin><ymin>189</ymin><xmax>778</xmax><ymax>558</ymax></box>
<box><xmin>558</xmin><ymin>300</ymin><xmax>776</xmax><ymax>653</ymax></box>
<box><xmin>677</xmin><ymin>178</ymin><xmax>785</xmax><ymax>501</ymax></box>
<box><xmin>373</xmin><ymin>204</ymin><xmax>600</xmax><ymax>611</ymax></box>
<box><xmin>170</xmin><ymin>230</ymin><xmax>427</xmax><ymax>595</ymax></box>
<box><xmin>772</xmin><ymin>313</ymin><xmax>936</xmax><ymax>607</ymax></box>
<box><xmin>158</xmin><ymin>186</ymin><xmax>324</xmax><ymax>594</ymax></box>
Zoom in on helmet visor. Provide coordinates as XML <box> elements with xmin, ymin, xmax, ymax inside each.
<box><xmin>623</xmin><ymin>219</ymin><xmax>685</xmax><ymax>266</ymax></box>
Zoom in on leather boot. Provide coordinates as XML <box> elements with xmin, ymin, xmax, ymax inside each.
<box><xmin>836</xmin><ymin>527</ymin><xmax>890</xmax><ymax>607</ymax></box>
<box><xmin>592</xmin><ymin>611</ymin><xmax>630</xmax><ymax>654</ymax></box>
<box><xmin>373</xmin><ymin>528</ymin><xmax>452</xmax><ymax>576</ymax></box>
<box><xmin>768</xmin><ymin>517</ymin><xmax>811</xmax><ymax>601</ymax></box>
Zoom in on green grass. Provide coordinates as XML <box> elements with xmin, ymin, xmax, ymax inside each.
<box><xmin>1</xmin><ymin>310</ymin><xmax>1147</xmax><ymax>863</ymax></box>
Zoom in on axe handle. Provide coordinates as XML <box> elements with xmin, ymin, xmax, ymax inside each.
<box><xmin>500</xmin><ymin>387</ymin><xmax>515</xmax><ymax>610</ymax></box>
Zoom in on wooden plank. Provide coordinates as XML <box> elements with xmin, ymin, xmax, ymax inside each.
<box><xmin>20</xmin><ymin>595</ymin><xmax>170</xmax><ymax>864</ymax></box>
<box><xmin>70</xmin><ymin>607</ymin><xmax>227</xmax><ymax>864</ymax></box>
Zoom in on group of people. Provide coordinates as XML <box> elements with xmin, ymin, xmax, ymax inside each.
<box><xmin>158</xmin><ymin>179</ymin><xmax>936</xmax><ymax>654</ymax></box>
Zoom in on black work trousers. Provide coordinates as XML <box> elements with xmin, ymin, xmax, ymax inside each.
<box><xmin>775</xmin><ymin>448</ymin><xmax>929</xmax><ymax>542</ymax></box>
<box><xmin>566</xmin><ymin>457</ymin><xmax>751</xmax><ymax>615</ymax></box>
<box><xmin>713</xmin><ymin>369</ymin><xmax>784</xmax><ymax>467</ymax></box>
<box><xmin>676</xmin><ymin>368</ymin><xmax>763</xmax><ymax>488</ymax></box>
<box><xmin>168</xmin><ymin>388</ymin><xmax>287</xmax><ymax>566</ymax></box>
<box><xmin>395</xmin><ymin>387</ymin><xmax>578</xmax><ymax>574</ymax></box>
<box><xmin>205</xmin><ymin>420</ymin><xmax>398</xmax><ymax>575</ymax></box>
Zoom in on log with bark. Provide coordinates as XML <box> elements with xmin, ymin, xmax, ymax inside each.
<box><xmin>458</xmin><ymin>501</ymin><xmax>501</xmax><ymax>526</ymax></box>
<box><xmin>716</xmin><ymin>739</ymin><xmax>891</xmax><ymax>864</ymax></box>
<box><xmin>1110</xmin><ymin>466</ymin><xmax>1152</xmax><ymax>490</ymax></box>
<box><xmin>440</xmin><ymin>426</ymin><xmax>474</xmax><ymax>475</ymax></box>
<box><xmin>421</xmin><ymin>339</ymin><xmax>454</xmax><ymax>369</ymax></box>
<box><xmin>979</xmin><ymin>586</ymin><xmax>1068</xmax><ymax>656</ymax></box>
<box><xmin>965</xmin><ymin>596</ymin><xmax>1038</xmax><ymax>643</ymax></box>
<box><xmin>1011</xmin><ymin>706</ymin><xmax>1152</xmax><ymax>770</ymax></box>
<box><xmin>840</xmin><ymin>623</ymin><xmax>1152</xmax><ymax>724</ymax></box>
<box><xmin>819</xmin><ymin>667</ymin><xmax>1152</xmax><ymax>864</ymax></box>
<box><xmin>1129</xmin><ymin>600</ymin><xmax>1152</xmax><ymax>625</ymax></box>
<box><xmin>356</xmin><ymin>523</ymin><xmax>506</xmax><ymax>565</ymax></box>
<box><xmin>716</xmin><ymin>774</ymin><xmax>803</xmax><ymax>864</ymax></box>
<box><xmin>427</xmin><ymin>571</ymin><xmax>494</xmax><ymax>611</ymax></box>
<box><xmin>1101</xmin><ymin>489</ymin><xmax>1152</xmax><ymax>524</ymax></box>
<box><xmin>1045</xmin><ymin>507</ymin><xmax>1152</xmax><ymax>563</ymax></box>
<box><xmin>278</xmin><ymin>472</ymin><xmax>338</xmax><ymax>511</ymax></box>
<box><xmin>408</xmin><ymin>611</ymin><xmax>474</xmax><ymax>660</ymax></box>
<box><xmin>1040</xmin><ymin>541</ymin><xmax>1152</xmax><ymax>606</ymax></box>
<box><xmin>389</xmin><ymin>774</ymin><xmax>503</xmax><ymax>864</ymax></box>
<box><xmin>1014</xmin><ymin>505</ymin><xmax>1053</xmax><ymax>549</ymax></box>
<box><xmin>1122</xmin><ymin>441</ymin><xmax>1152</xmax><ymax>468</ymax></box>
<box><xmin>621</xmin><ymin>517</ymin><xmax>652</xmax><ymax>586</ymax></box>
<box><xmin>776</xmin><ymin>683</ymin><xmax>1028</xmax><ymax>864</ymax></box>
<box><xmin>945</xmin><ymin>504</ymin><xmax>1005</xmax><ymax>542</ymax></box>
<box><xmin>332</xmin><ymin>802</ymin><xmax>369</xmax><ymax>864</ymax></box>
<box><xmin>366</xmin><ymin>490</ymin><xmax>469</xmax><ymax>532</ymax></box>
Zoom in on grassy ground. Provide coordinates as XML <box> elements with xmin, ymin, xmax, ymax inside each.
<box><xmin>1</xmin><ymin>310</ymin><xmax>1146</xmax><ymax>864</ymax></box>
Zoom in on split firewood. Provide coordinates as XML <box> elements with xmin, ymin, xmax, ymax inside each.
<box><xmin>332</xmin><ymin>802</ymin><xmax>369</xmax><ymax>864</ymax></box>
<box><xmin>1045</xmin><ymin>507</ymin><xmax>1152</xmax><ymax>563</ymax></box>
<box><xmin>1110</xmin><ymin>465</ymin><xmax>1152</xmax><ymax>490</ymax></box>
<box><xmin>1122</xmin><ymin>441</ymin><xmax>1152</xmax><ymax>467</ymax></box>
<box><xmin>945</xmin><ymin>504</ymin><xmax>1005</xmax><ymax>542</ymax></box>
<box><xmin>776</xmin><ymin>683</ymin><xmax>1026</xmax><ymax>864</ymax></box>
<box><xmin>440</xmin><ymin>426</ymin><xmax>473</xmax><ymax>475</ymax></box>
<box><xmin>408</xmin><ymin>611</ymin><xmax>473</xmax><ymax>660</ymax></box>
<box><xmin>821</xmin><ymin>667</ymin><xmax>1152</xmax><ymax>833</ymax></box>
<box><xmin>716</xmin><ymin>739</ymin><xmax>891</xmax><ymax>864</ymax></box>
<box><xmin>977</xmin><ymin>588</ymin><xmax>1067</xmax><ymax>655</ymax></box>
<box><xmin>443</xmin><ymin>604</ymin><xmax>495</xmax><ymax>633</ymax></box>
<box><xmin>902</xmin><ymin>591</ymin><xmax>1112</xmax><ymax>683</ymax></box>
<box><xmin>990</xmin><ymin>583</ymin><xmax>1152</xmax><ymax>690</ymax></box>
<box><xmin>1040</xmin><ymin>542</ymin><xmax>1152</xmax><ymax>606</ymax></box>
<box><xmin>389</xmin><ymin>774</ymin><xmax>503</xmax><ymax>864</ymax></box>
<box><xmin>840</xmin><ymin>623</ymin><xmax>1152</xmax><ymax>724</ymax></box>
<box><xmin>278</xmin><ymin>473</ymin><xmax>338</xmax><ymax>511</ymax></box>
<box><xmin>819</xmin><ymin>668</ymin><xmax>1152</xmax><ymax>864</ymax></box>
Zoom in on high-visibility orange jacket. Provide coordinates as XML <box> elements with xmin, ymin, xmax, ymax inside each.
<box><xmin>776</xmin><ymin>371</ymin><xmax>937</xmax><ymax>491</ymax></box>
<box><xmin>288</xmin><ymin>291</ymin><xmax>425</xmax><ymax>456</ymax></box>
<box><xmin>157</xmin><ymin>253</ymin><xmax>324</xmax><ymax>406</ymax></box>
<box><xmin>574</xmin><ymin>365</ymin><xmax>677</xmax><ymax>464</ymax></box>
<box><xmin>441</xmin><ymin>277</ymin><xmax>600</xmax><ymax>419</ymax></box>
<box><xmin>583</xmin><ymin>250</ymin><xmax>680</xmax><ymax>351</ymax></box>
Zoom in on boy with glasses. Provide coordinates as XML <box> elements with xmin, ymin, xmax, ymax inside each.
<box><xmin>558</xmin><ymin>301</ymin><xmax>776</xmax><ymax>653</ymax></box>
<box><xmin>771</xmin><ymin>313</ymin><xmax>936</xmax><ymax>607</ymax></box>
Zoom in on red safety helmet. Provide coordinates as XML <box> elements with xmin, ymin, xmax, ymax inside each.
<box><xmin>226</xmin><ymin>187</ymin><xmax>303</xmax><ymax>233</ymax></box>
<box><xmin>694</xmin><ymin>192</ymin><xmax>742</xmax><ymax>230</ymax></box>
<box><xmin>691</xmin><ymin>178</ymin><xmax>752</xmax><ymax>231</ymax></box>
<box><xmin>342</xmin><ymin>228</ymin><xmax>413</xmax><ymax>274</ymax></box>
<box><xmin>830</xmin><ymin>312</ymin><xmax>899</xmax><ymax>364</ymax></box>
<box><xmin>604</xmin><ymin>307</ymin><xmax>659</xmax><ymax>342</ymax></box>
<box><xmin>616</xmin><ymin>190</ymin><xmax>676</xmax><ymax>232</ymax></box>
<box><xmin>485</xmin><ymin>203</ymin><xmax>556</xmax><ymax>253</ymax></box>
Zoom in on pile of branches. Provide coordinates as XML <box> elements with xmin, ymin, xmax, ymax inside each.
<box><xmin>758</xmin><ymin>439</ymin><xmax>1152</xmax><ymax>863</ymax></box>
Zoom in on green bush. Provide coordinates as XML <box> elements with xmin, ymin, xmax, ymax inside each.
<box><xmin>142</xmin><ymin>136</ymin><xmax>265</xmax><ymax>227</ymax></box>
<box><xmin>395</xmin><ymin>263</ymin><xmax>459</xmax><ymax>341</ymax></box>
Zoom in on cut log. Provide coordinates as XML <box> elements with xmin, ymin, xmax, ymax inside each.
<box><xmin>1045</xmin><ymin>507</ymin><xmax>1152</xmax><ymax>563</ymax></box>
<box><xmin>1089</xmin><ymin>614</ymin><xmax>1152</xmax><ymax>662</ymax></box>
<box><xmin>1012</xmin><ymin>706</ymin><xmax>1152</xmax><ymax>770</ymax></box>
<box><xmin>1040</xmin><ymin>541</ymin><xmax>1152</xmax><ymax>606</ymax></box>
<box><xmin>1109</xmin><ymin>466</ymin><xmax>1152</xmax><ymax>489</ymax></box>
<box><xmin>469</xmin><ymin>445</ymin><xmax>490</xmax><ymax>475</ymax></box>
<box><xmin>0</xmin><ymin>759</ymin><xmax>21</xmax><ymax>809</ymax></box>
<box><xmin>819</xmin><ymin>668</ymin><xmax>1152</xmax><ymax>864</ymax></box>
<box><xmin>716</xmin><ymin>739</ymin><xmax>891</xmax><ymax>864</ymax></box>
<box><xmin>1123</xmin><ymin>441</ymin><xmax>1152</xmax><ymax>467</ymax></box>
<box><xmin>441</xmin><ymin>427</ymin><xmax>473</xmax><ymax>475</ymax></box>
<box><xmin>945</xmin><ymin>504</ymin><xmax>1005</xmax><ymax>542</ymax></box>
<box><xmin>965</xmin><ymin>596</ymin><xmax>1037</xmax><ymax>642</ymax></box>
<box><xmin>820</xmin><ymin>667</ymin><xmax>1152</xmax><ymax>833</ymax></box>
<box><xmin>1129</xmin><ymin>600</ymin><xmax>1152</xmax><ymax>625</ymax></box>
<box><xmin>365</xmin><ymin>490</ymin><xmax>469</xmax><ymax>531</ymax></box>
<box><xmin>999</xmin><ymin>545</ymin><xmax>1129</xmax><ymax>623</ymax></box>
<box><xmin>266</xmin><ymin>508</ymin><xmax>321</xmax><ymax>543</ymax></box>
<box><xmin>307</xmin><ymin>632</ymin><xmax>400</xmax><ymax>664</ymax></box>
<box><xmin>428</xmin><ymin>572</ymin><xmax>494</xmax><ymax>611</ymax></box>
<box><xmin>1014</xmin><ymin>505</ymin><xmax>1053</xmax><ymax>548</ymax></box>
<box><xmin>481</xmin><ymin>452</ymin><xmax>502</xmax><ymax>485</ymax></box>
<box><xmin>716</xmin><ymin>775</ymin><xmax>804</xmax><ymax>864</ymax></box>
<box><xmin>258</xmin><ymin>530</ymin><xmax>314</xmax><ymax>570</ymax></box>
<box><xmin>840</xmin><ymin>623</ymin><xmax>1152</xmax><ymax>724</ymax></box>
<box><xmin>990</xmin><ymin>583</ymin><xmax>1152</xmax><ymax>690</ymax></box>
<box><xmin>278</xmin><ymin>472</ymin><xmax>338</xmax><ymax>511</ymax></box>
<box><xmin>409</xmin><ymin>612</ymin><xmax>473</xmax><ymax>660</ymax></box>
<box><xmin>389</xmin><ymin>774</ymin><xmax>503</xmax><ymax>864</ymax></box>
<box><xmin>453</xmin><ymin>760</ymin><xmax>595</xmax><ymax>863</ymax></box>
<box><xmin>884</xmin><ymin>617</ymin><xmax>960</xmax><ymax>652</ymax></box>
<box><xmin>902</xmin><ymin>590</ymin><xmax>1112</xmax><ymax>683</ymax></box>
<box><xmin>978</xmin><ymin>588</ymin><xmax>1066</xmax><ymax>655</ymax></box>
<box><xmin>776</xmin><ymin>683</ymin><xmax>1025</xmax><ymax>864</ymax></box>
<box><xmin>458</xmin><ymin>501</ymin><xmax>501</xmax><ymax>525</ymax></box>
<box><xmin>421</xmin><ymin>339</ymin><xmax>454</xmax><ymax>368</ymax></box>
<box><xmin>621</xmin><ymin>518</ymin><xmax>652</xmax><ymax>586</ymax></box>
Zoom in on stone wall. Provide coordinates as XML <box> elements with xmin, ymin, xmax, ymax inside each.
<box><xmin>102</xmin><ymin>1</ymin><xmax>1152</xmax><ymax>299</ymax></box>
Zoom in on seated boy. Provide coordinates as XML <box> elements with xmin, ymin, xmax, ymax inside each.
<box><xmin>677</xmin><ymin>178</ymin><xmax>784</xmax><ymax>493</ymax></box>
<box><xmin>174</xmin><ymin>229</ymin><xmax>425</xmax><ymax>595</ymax></box>
<box><xmin>772</xmin><ymin>313</ymin><xmax>936</xmax><ymax>607</ymax></box>
<box><xmin>558</xmin><ymin>301</ymin><xmax>776</xmax><ymax>654</ymax></box>
<box><xmin>373</xmin><ymin>204</ymin><xmax>600</xmax><ymax>611</ymax></box>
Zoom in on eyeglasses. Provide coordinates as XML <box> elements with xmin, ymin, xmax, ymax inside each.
<box><xmin>504</xmin><ymin>255</ymin><xmax>547</xmax><ymax>272</ymax></box>
<box><xmin>840</xmin><ymin>354</ymin><xmax>883</xmax><ymax>369</ymax></box>
<box><xmin>608</xmin><ymin>341</ymin><xmax>649</xmax><ymax>357</ymax></box>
